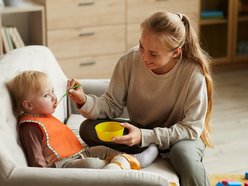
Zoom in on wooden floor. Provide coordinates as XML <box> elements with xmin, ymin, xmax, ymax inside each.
<box><xmin>204</xmin><ymin>67</ymin><xmax>248</xmax><ymax>174</ymax></box>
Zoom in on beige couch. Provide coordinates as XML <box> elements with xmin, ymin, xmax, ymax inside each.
<box><xmin>0</xmin><ymin>46</ymin><xmax>179</xmax><ymax>186</ymax></box>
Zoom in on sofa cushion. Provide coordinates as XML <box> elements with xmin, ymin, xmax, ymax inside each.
<box><xmin>0</xmin><ymin>45</ymin><xmax>68</xmax><ymax>121</ymax></box>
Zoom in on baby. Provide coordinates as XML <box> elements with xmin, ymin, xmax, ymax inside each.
<box><xmin>7</xmin><ymin>70</ymin><xmax>158</xmax><ymax>169</ymax></box>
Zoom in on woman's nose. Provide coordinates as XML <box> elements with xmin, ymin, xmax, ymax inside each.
<box><xmin>142</xmin><ymin>52</ymin><xmax>149</xmax><ymax>62</ymax></box>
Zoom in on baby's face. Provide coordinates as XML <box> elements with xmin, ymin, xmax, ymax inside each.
<box><xmin>28</xmin><ymin>81</ymin><xmax>57</xmax><ymax>115</ymax></box>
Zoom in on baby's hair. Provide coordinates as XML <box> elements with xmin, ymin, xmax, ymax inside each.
<box><xmin>6</xmin><ymin>71</ymin><xmax>49</xmax><ymax>115</ymax></box>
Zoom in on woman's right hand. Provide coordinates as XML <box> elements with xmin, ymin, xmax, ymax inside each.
<box><xmin>67</xmin><ymin>79</ymin><xmax>87</xmax><ymax>108</ymax></box>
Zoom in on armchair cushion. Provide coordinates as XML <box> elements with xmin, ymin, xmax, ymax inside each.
<box><xmin>0</xmin><ymin>46</ymin><xmax>68</xmax><ymax>179</ymax></box>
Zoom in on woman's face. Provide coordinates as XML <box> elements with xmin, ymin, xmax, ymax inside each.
<box><xmin>139</xmin><ymin>32</ymin><xmax>179</xmax><ymax>74</ymax></box>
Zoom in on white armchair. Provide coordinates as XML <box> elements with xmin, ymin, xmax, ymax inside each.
<box><xmin>0</xmin><ymin>46</ymin><xmax>179</xmax><ymax>186</ymax></box>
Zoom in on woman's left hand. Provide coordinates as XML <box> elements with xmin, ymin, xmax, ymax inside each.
<box><xmin>113</xmin><ymin>122</ymin><xmax>141</xmax><ymax>146</ymax></box>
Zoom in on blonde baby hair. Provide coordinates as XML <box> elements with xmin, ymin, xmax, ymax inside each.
<box><xmin>7</xmin><ymin>71</ymin><xmax>49</xmax><ymax>116</ymax></box>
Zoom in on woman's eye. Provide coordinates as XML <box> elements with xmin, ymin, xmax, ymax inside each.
<box><xmin>150</xmin><ymin>53</ymin><xmax>158</xmax><ymax>57</ymax></box>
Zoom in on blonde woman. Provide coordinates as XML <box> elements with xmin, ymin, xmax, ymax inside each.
<box><xmin>68</xmin><ymin>11</ymin><xmax>213</xmax><ymax>186</ymax></box>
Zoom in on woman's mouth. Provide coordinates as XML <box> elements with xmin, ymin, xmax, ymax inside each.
<box><xmin>144</xmin><ymin>61</ymin><xmax>153</xmax><ymax>67</ymax></box>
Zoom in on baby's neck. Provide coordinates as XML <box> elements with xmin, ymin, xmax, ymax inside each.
<box><xmin>23</xmin><ymin>112</ymin><xmax>49</xmax><ymax>117</ymax></box>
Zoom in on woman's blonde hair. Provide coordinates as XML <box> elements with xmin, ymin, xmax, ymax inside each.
<box><xmin>141</xmin><ymin>11</ymin><xmax>213</xmax><ymax>148</ymax></box>
<box><xmin>7</xmin><ymin>71</ymin><xmax>49</xmax><ymax>116</ymax></box>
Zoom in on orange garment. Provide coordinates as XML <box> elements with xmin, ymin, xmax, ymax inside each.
<box><xmin>19</xmin><ymin>114</ymin><xmax>84</xmax><ymax>165</ymax></box>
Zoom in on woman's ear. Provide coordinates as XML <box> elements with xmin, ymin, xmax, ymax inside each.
<box><xmin>172</xmin><ymin>47</ymin><xmax>181</xmax><ymax>58</ymax></box>
<box><xmin>22</xmin><ymin>100</ymin><xmax>33</xmax><ymax>111</ymax></box>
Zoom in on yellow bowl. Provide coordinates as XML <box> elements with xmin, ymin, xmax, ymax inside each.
<box><xmin>95</xmin><ymin>121</ymin><xmax>124</xmax><ymax>142</ymax></box>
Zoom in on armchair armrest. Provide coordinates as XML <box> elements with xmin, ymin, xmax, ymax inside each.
<box><xmin>80</xmin><ymin>79</ymin><xmax>110</xmax><ymax>96</ymax></box>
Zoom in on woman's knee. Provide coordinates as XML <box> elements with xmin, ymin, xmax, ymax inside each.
<box><xmin>170</xmin><ymin>140</ymin><xmax>204</xmax><ymax>173</ymax></box>
<box><xmin>169</xmin><ymin>140</ymin><xmax>209</xmax><ymax>186</ymax></box>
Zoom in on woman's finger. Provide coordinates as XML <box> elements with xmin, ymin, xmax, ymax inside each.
<box><xmin>113</xmin><ymin>134</ymin><xmax>130</xmax><ymax>144</ymax></box>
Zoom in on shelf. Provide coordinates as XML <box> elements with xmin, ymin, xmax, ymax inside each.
<box><xmin>0</xmin><ymin>0</ymin><xmax>45</xmax><ymax>55</ymax></box>
<box><xmin>199</xmin><ymin>0</ymin><xmax>233</xmax><ymax>64</ymax></box>
<box><xmin>233</xmin><ymin>54</ymin><xmax>248</xmax><ymax>63</ymax></box>
<box><xmin>212</xmin><ymin>57</ymin><xmax>231</xmax><ymax>64</ymax></box>
<box><xmin>238</xmin><ymin>15</ymin><xmax>248</xmax><ymax>22</ymax></box>
<box><xmin>200</xmin><ymin>18</ymin><xmax>228</xmax><ymax>25</ymax></box>
<box><xmin>200</xmin><ymin>22</ymin><xmax>228</xmax><ymax>59</ymax></box>
<box><xmin>0</xmin><ymin>1</ymin><xmax>43</xmax><ymax>13</ymax></box>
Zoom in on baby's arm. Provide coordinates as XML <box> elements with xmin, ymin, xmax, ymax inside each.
<box><xmin>19</xmin><ymin>123</ymin><xmax>49</xmax><ymax>167</ymax></box>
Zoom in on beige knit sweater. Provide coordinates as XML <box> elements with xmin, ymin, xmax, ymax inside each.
<box><xmin>79</xmin><ymin>47</ymin><xmax>207</xmax><ymax>150</ymax></box>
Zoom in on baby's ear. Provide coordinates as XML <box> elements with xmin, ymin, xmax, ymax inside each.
<box><xmin>22</xmin><ymin>100</ymin><xmax>33</xmax><ymax>111</ymax></box>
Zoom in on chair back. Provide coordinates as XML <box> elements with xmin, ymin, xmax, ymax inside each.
<box><xmin>0</xmin><ymin>46</ymin><xmax>68</xmax><ymax>180</ymax></box>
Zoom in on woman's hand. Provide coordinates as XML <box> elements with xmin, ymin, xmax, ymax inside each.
<box><xmin>67</xmin><ymin>79</ymin><xmax>87</xmax><ymax>107</ymax></box>
<box><xmin>113</xmin><ymin>122</ymin><xmax>142</xmax><ymax>146</ymax></box>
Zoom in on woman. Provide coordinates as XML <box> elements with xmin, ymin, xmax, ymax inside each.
<box><xmin>68</xmin><ymin>11</ymin><xmax>213</xmax><ymax>186</ymax></box>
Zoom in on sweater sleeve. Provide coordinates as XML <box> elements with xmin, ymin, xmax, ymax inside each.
<box><xmin>141</xmin><ymin>70</ymin><xmax>208</xmax><ymax>150</ymax></box>
<box><xmin>19</xmin><ymin>123</ymin><xmax>49</xmax><ymax>167</ymax></box>
<box><xmin>78</xmin><ymin>55</ymin><xmax>129</xmax><ymax>119</ymax></box>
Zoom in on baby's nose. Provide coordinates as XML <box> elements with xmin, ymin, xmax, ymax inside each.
<box><xmin>52</xmin><ymin>94</ymin><xmax>57</xmax><ymax>101</ymax></box>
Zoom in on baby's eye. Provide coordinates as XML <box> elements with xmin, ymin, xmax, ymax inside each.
<box><xmin>44</xmin><ymin>94</ymin><xmax>49</xmax><ymax>98</ymax></box>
